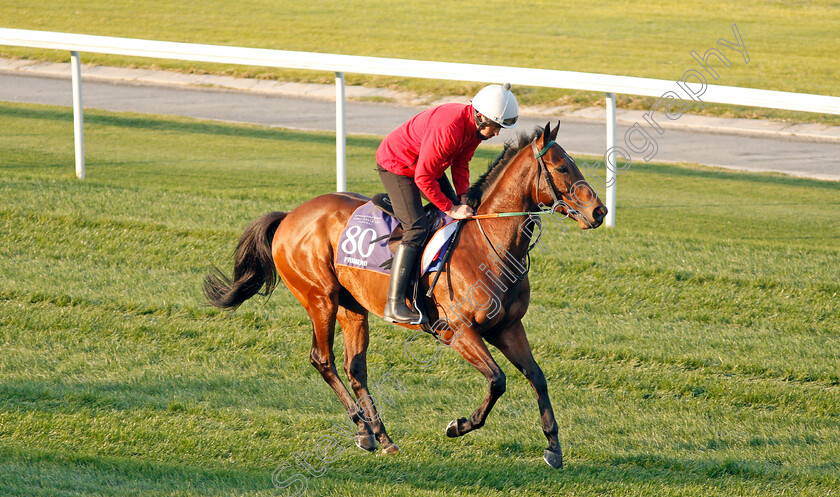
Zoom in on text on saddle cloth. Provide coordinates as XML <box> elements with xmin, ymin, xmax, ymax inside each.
<box><xmin>335</xmin><ymin>200</ymin><xmax>457</xmax><ymax>275</ymax></box>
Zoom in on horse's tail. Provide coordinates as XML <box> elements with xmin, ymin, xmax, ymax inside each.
<box><xmin>204</xmin><ymin>211</ymin><xmax>288</xmax><ymax>309</ymax></box>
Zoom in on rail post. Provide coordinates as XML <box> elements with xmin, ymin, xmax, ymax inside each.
<box><xmin>70</xmin><ymin>51</ymin><xmax>85</xmax><ymax>180</ymax></box>
<box><xmin>335</xmin><ymin>72</ymin><xmax>346</xmax><ymax>192</ymax></box>
<box><xmin>605</xmin><ymin>92</ymin><xmax>616</xmax><ymax>227</ymax></box>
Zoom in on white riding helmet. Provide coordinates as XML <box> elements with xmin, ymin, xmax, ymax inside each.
<box><xmin>472</xmin><ymin>83</ymin><xmax>519</xmax><ymax>129</ymax></box>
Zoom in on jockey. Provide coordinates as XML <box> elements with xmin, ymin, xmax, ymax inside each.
<box><xmin>376</xmin><ymin>83</ymin><xmax>519</xmax><ymax>324</ymax></box>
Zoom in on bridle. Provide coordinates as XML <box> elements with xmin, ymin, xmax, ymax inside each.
<box><xmin>533</xmin><ymin>139</ymin><xmax>597</xmax><ymax>230</ymax></box>
<box><xmin>532</xmin><ymin>139</ymin><xmax>563</xmax><ymax>207</ymax></box>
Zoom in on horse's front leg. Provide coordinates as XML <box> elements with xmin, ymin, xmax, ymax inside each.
<box><xmin>443</xmin><ymin>326</ymin><xmax>506</xmax><ymax>438</ymax></box>
<box><xmin>487</xmin><ymin>320</ymin><xmax>563</xmax><ymax>468</ymax></box>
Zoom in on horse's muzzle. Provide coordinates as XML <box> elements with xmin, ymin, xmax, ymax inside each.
<box><xmin>592</xmin><ymin>205</ymin><xmax>608</xmax><ymax>226</ymax></box>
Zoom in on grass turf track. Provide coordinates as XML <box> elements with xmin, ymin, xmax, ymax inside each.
<box><xmin>1</xmin><ymin>1</ymin><xmax>839</xmax><ymax>124</ymax></box>
<box><xmin>0</xmin><ymin>102</ymin><xmax>839</xmax><ymax>496</ymax></box>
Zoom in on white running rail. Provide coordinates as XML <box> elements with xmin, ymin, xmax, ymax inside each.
<box><xmin>2</xmin><ymin>28</ymin><xmax>839</xmax><ymax>226</ymax></box>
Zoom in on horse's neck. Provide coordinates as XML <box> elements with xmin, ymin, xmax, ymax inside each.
<box><xmin>474</xmin><ymin>153</ymin><xmax>537</xmax><ymax>259</ymax></box>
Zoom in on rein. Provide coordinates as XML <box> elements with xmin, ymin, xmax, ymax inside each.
<box><xmin>468</xmin><ymin>138</ymin><xmax>565</xmax><ymax>221</ymax></box>
<box><xmin>469</xmin><ymin>208</ymin><xmax>557</xmax><ymax>220</ymax></box>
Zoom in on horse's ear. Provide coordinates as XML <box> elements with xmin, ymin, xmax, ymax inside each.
<box><xmin>551</xmin><ymin>121</ymin><xmax>560</xmax><ymax>141</ymax></box>
<box><xmin>542</xmin><ymin>122</ymin><xmax>551</xmax><ymax>147</ymax></box>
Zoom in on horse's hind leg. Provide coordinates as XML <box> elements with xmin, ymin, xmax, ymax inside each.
<box><xmin>304</xmin><ymin>293</ymin><xmax>377</xmax><ymax>452</ymax></box>
<box><xmin>336</xmin><ymin>300</ymin><xmax>399</xmax><ymax>454</ymax></box>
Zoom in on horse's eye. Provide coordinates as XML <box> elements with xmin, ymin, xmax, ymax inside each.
<box><xmin>554</xmin><ymin>166</ymin><xmax>568</xmax><ymax>174</ymax></box>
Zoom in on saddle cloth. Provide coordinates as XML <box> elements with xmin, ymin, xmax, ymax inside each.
<box><xmin>336</xmin><ymin>200</ymin><xmax>457</xmax><ymax>276</ymax></box>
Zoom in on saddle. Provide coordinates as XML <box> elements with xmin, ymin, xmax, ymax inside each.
<box><xmin>371</xmin><ymin>193</ymin><xmax>448</xmax><ymax>257</ymax></box>
<box><xmin>370</xmin><ymin>193</ymin><xmax>463</xmax><ymax>337</ymax></box>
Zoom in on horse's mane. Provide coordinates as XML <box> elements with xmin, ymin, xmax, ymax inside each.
<box><xmin>465</xmin><ymin>126</ymin><xmax>545</xmax><ymax>209</ymax></box>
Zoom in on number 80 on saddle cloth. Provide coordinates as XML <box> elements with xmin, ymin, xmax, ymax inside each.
<box><xmin>336</xmin><ymin>200</ymin><xmax>457</xmax><ymax>276</ymax></box>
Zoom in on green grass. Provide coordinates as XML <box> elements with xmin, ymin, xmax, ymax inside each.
<box><xmin>1</xmin><ymin>101</ymin><xmax>839</xmax><ymax>496</ymax></box>
<box><xmin>1</xmin><ymin>1</ymin><xmax>839</xmax><ymax>124</ymax></box>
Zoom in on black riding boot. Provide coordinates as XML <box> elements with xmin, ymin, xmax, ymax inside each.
<box><xmin>383</xmin><ymin>244</ymin><xmax>428</xmax><ymax>324</ymax></box>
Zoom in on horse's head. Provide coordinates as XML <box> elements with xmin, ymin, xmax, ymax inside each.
<box><xmin>532</xmin><ymin>122</ymin><xmax>607</xmax><ymax>229</ymax></box>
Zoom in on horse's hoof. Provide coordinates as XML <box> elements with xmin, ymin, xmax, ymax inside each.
<box><xmin>446</xmin><ymin>418</ymin><xmax>466</xmax><ymax>438</ymax></box>
<box><xmin>355</xmin><ymin>434</ymin><xmax>377</xmax><ymax>452</ymax></box>
<box><xmin>543</xmin><ymin>448</ymin><xmax>563</xmax><ymax>469</ymax></box>
<box><xmin>381</xmin><ymin>443</ymin><xmax>400</xmax><ymax>455</ymax></box>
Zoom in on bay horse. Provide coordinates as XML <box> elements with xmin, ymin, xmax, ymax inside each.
<box><xmin>204</xmin><ymin>122</ymin><xmax>607</xmax><ymax>468</ymax></box>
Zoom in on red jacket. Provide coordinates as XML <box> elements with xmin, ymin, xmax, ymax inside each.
<box><xmin>376</xmin><ymin>103</ymin><xmax>480</xmax><ymax>212</ymax></box>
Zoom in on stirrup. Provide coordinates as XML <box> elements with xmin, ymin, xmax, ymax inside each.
<box><xmin>384</xmin><ymin>298</ymin><xmax>427</xmax><ymax>325</ymax></box>
<box><xmin>409</xmin><ymin>301</ymin><xmax>427</xmax><ymax>325</ymax></box>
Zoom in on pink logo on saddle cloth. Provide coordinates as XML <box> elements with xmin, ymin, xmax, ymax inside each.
<box><xmin>336</xmin><ymin>201</ymin><xmax>455</xmax><ymax>275</ymax></box>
